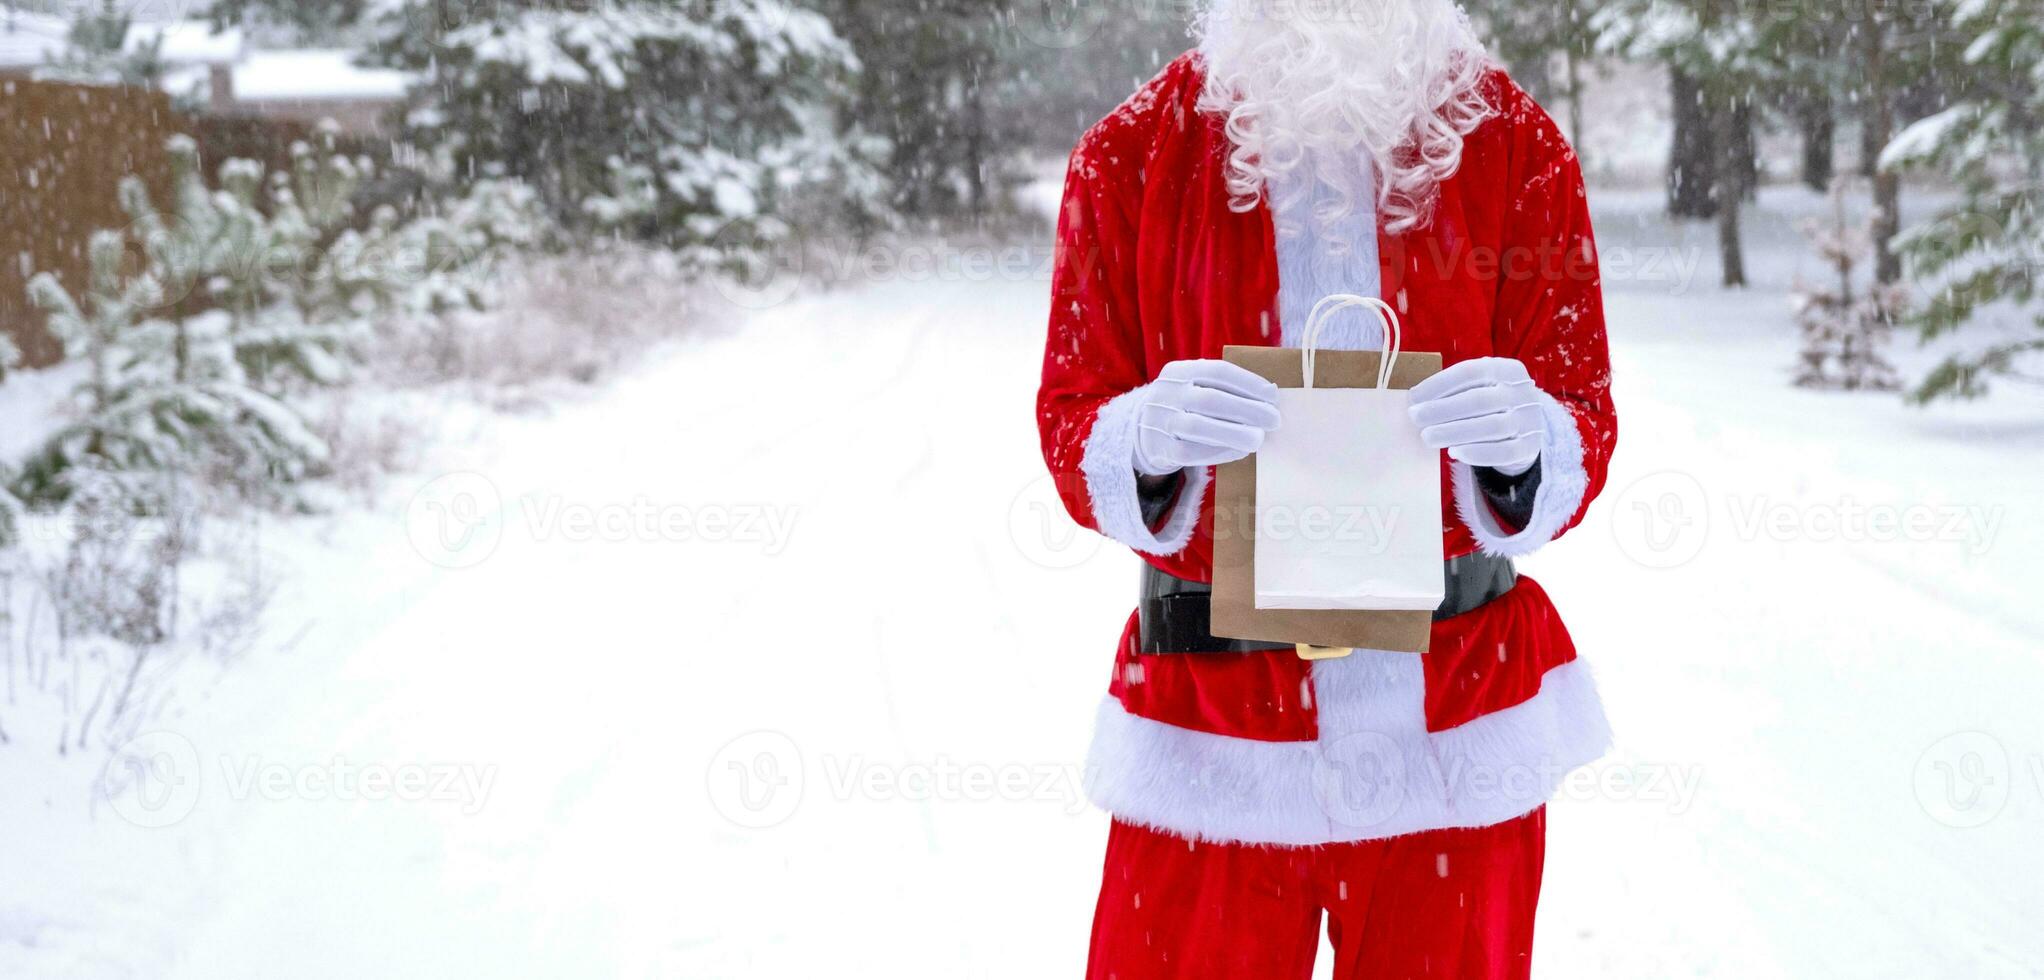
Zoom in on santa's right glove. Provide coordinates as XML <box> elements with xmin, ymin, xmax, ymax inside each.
<box><xmin>1132</xmin><ymin>359</ymin><xmax>1283</xmax><ymax>476</ymax></box>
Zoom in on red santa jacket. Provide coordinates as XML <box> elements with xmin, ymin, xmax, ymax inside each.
<box><xmin>1038</xmin><ymin>55</ymin><xmax>1618</xmax><ymax>845</ymax></box>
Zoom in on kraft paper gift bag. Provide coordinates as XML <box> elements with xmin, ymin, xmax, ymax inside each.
<box><xmin>1209</xmin><ymin>294</ymin><xmax>1444</xmax><ymax>655</ymax></box>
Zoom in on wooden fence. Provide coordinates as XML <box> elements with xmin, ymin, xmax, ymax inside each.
<box><xmin>0</xmin><ymin>78</ymin><xmax>185</xmax><ymax>369</ymax></box>
<box><xmin>0</xmin><ymin>80</ymin><xmax>389</xmax><ymax>371</ymax></box>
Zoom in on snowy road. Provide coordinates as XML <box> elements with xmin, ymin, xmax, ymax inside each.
<box><xmin>5</xmin><ymin>189</ymin><xmax>2043</xmax><ymax>978</ymax></box>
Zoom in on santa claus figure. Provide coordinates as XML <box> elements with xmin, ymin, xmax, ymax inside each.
<box><xmin>1036</xmin><ymin>1</ymin><xmax>1618</xmax><ymax>977</ymax></box>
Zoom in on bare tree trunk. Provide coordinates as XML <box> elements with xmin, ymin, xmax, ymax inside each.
<box><xmin>961</xmin><ymin>34</ymin><xmax>993</xmax><ymax>221</ymax></box>
<box><xmin>1859</xmin><ymin>4</ymin><xmax>1903</xmax><ymax>284</ymax></box>
<box><xmin>1713</xmin><ymin>95</ymin><xmax>1748</xmax><ymax>287</ymax></box>
<box><xmin>1565</xmin><ymin>30</ymin><xmax>1585</xmax><ymax>167</ymax></box>
<box><xmin>1731</xmin><ymin>100</ymin><xmax>1760</xmax><ymax>201</ymax></box>
<box><xmin>1562</xmin><ymin>0</ymin><xmax>1586</xmax><ymax>168</ymax></box>
<box><xmin>1668</xmin><ymin>66</ymin><xmax>1717</xmax><ymax>218</ymax></box>
<box><xmin>1800</xmin><ymin>93</ymin><xmax>1836</xmax><ymax>191</ymax></box>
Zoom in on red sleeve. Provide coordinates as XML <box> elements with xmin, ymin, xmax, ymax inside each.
<box><xmin>1457</xmin><ymin>76</ymin><xmax>1618</xmax><ymax>552</ymax></box>
<box><xmin>1035</xmin><ymin>66</ymin><xmax>1212</xmax><ymax>557</ymax></box>
<box><xmin>1037</xmin><ymin>127</ymin><xmax>1147</xmax><ymax>535</ymax></box>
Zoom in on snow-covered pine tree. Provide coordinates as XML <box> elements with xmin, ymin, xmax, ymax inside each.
<box><xmin>117</xmin><ymin>135</ymin><xmax>222</xmax><ymax>386</ymax></box>
<box><xmin>19</xmin><ymin>230</ymin><xmax>327</xmax><ymax>506</ymax></box>
<box><xmin>210</xmin><ymin>156</ymin><xmax>272</xmax><ymax>338</ymax></box>
<box><xmin>370</xmin><ymin>0</ymin><xmax>887</xmax><ymax>267</ymax></box>
<box><xmin>1882</xmin><ymin>0</ymin><xmax>2044</xmax><ymax>401</ymax></box>
<box><xmin>36</xmin><ymin>0</ymin><xmax>166</xmax><ymax>86</ymax></box>
<box><xmin>364</xmin><ymin>177</ymin><xmax>548</xmax><ymax>317</ymax></box>
<box><xmin>1791</xmin><ymin>180</ymin><xmax>1905</xmax><ymax>391</ymax></box>
<box><xmin>28</xmin><ymin>231</ymin><xmax>156</xmax><ymax>418</ymax></box>
<box><xmin>241</xmin><ymin>127</ymin><xmax>377</xmax><ymax>388</ymax></box>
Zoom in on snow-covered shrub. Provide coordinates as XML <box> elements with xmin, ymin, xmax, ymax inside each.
<box><xmin>1882</xmin><ymin>1</ymin><xmax>2044</xmax><ymax>402</ymax></box>
<box><xmin>40</xmin><ymin>472</ymin><xmax>192</xmax><ymax>649</ymax></box>
<box><xmin>8</xmin><ymin>127</ymin><xmax>553</xmax><ymax>507</ymax></box>
<box><xmin>1791</xmin><ymin>182</ymin><xmax>1905</xmax><ymax>391</ymax></box>
<box><xmin>0</xmin><ymin>477</ymin><xmax>272</xmax><ymax>754</ymax></box>
<box><xmin>370</xmin><ymin>245</ymin><xmax>712</xmax><ymax>392</ymax></box>
<box><xmin>236</xmin><ymin>129</ymin><xmax>380</xmax><ymax>388</ymax></box>
<box><xmin>347</xmin><ymin>176</ymin><xmax>551</xmax><ymax>319</ymax></box>
<box><xmin>370</xmin><ymin>0</ymin><xmax>890</xmax><ymax>267</ymax></box>
<box><xmin>17</xmin><ymin>231</ymin><xmax>327</xmax><ymax>507</ymax></box>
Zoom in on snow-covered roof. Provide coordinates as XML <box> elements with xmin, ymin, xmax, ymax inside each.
<box><xmin>0</xmin><ymin>10</ymin><xmax>67</xmax><ymax>71</ymax></box>
<box><xmin>231</xmin><ymin>49</ymin><xmax>412</xmax><ymax>102</ymax></box>
<box><xmin>125</xmin><ymin>19</ymin><xmax>244</xmax><ymax>65</ymax></box>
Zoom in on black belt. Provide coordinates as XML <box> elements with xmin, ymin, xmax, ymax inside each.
<box><xmin>1136</xmin><ymin>553</ymin><xmax>1517</xmax><ymax>654</ymax></box>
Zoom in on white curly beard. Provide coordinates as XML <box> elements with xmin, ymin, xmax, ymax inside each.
<box><xmin>1195</xmin><ymin>0</ymin><xmax>1495</xmax><ymax>235</ymax></box>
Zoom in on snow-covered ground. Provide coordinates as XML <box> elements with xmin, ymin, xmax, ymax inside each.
<box><xmin>3</xmin><ymin>185</ymin><xmax>2042</xmax><ymax>978</ymax></box>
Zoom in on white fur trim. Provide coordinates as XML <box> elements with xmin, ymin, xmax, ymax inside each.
<box><xmin>1451</xmin><ymin>387</ymin><xmax>1589</xmax><ymax>557</ymax></box>
<box><xmin>1083</xmin><ymin>657</ymin><xmax>1610</xmax><ymax>846</ymax></box>
<box><xmin>1080</xmin><ymin>386</ymin><xmax>1212</xmax><ymax>556</ymax></box>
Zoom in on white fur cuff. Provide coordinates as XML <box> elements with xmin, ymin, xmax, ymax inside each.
<box><xmin>1080</xmin><ymin>386</ymin><xmax>1211</xmax><ymax>557</ymax></box>
<box><xmin>1452</xmin><ymin>387</ymin><xmax>1589</xmax><ymax>557</ymax></box>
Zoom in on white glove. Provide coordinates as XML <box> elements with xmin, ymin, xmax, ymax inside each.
<box><xmin>1406</xmin><ymin>357</ymin><xmax>1547</xmax><ymax>476</ymax></box>
<box><xmin>1132</xmin><ymin>359</ymin><xmax>1282</xmax><ymax>476</ymax></box>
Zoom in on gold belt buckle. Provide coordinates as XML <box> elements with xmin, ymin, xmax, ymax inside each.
<box><xmin>1294</xmin><ymin>643</ymin><xmax>1352</xmax><ymax>661</ymax></box>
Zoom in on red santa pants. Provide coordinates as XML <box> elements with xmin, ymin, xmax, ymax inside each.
<box><xmin>1086</xmin><ymin>808</ymin><xmax>1546</xmax><ymax>980</ymax></box>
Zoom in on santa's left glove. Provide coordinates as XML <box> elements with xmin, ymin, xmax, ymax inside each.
<box><xmin>1407</xmin><ymin>357</ymin><xmax>1548</xmax><ymax>476</ymax></box>
<box><xmin>1132</xmin><ymin>359</ymin><xmax>1283</xmax><ymax>476</ymax></box>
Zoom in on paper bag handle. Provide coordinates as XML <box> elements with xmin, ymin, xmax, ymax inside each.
<box><xmin>1298</xmin><ymin>293</ymin><xmax>1403</xmax><ymax>390</ymax></box>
